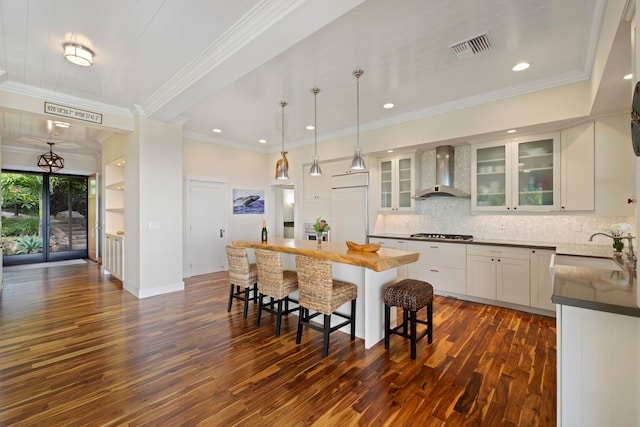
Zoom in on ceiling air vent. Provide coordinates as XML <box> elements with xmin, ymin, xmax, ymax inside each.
<box><xmin>450</xmin><ymin>32</ymin><xmax>492</xmax><ymax>60</ymax></box>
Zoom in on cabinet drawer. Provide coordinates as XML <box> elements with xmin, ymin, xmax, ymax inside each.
<box><xmin>467</xmin><ymin>245</ymin><xmax>529</xmax><ymax>260</ymax></box>
<box><xmin>407</xmin><ymin>264</ymin><xmax>466</xmax><ymax>294</ymax></box>
<box><xmin>406</xmin><ymin>241</ymin><xmax>466</xmax><ymax>268</ymax></box>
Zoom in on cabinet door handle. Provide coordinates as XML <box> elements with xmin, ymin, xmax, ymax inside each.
<box><xmin>429</xmin><ymin>269</ymin><xmax>439</xmax><ymax>272</ymax></box>
<box><xmin>429</xmin><ymin>246</ymin><xmax>439</xmax><ymax>249</ymax></box>
<box><xmin>220</xmin><ymin>229</ymin><xmax>225</xmax><ymax>238</ymax></box>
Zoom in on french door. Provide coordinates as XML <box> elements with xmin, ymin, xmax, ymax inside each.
<box><xmin>2</xmin><ymin>170</ymin><xmax>88</xmax><ymax>266</ymax></box>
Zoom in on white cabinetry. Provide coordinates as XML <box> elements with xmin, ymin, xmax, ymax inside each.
<box><xmin>369</xmin><ymin>238</ymin><xmax>408</xmax><ymax>280</ymax></box>
<box><xmin>104</xmin><ymin>157</ymin><xmax>125</xmax><ymax>281</ymax></box>
<box><xmin>594</xmin><ymin>115</ymin><xmax>635</xmax><ymax>216</ymax></box>
<box><xmin>560</xmin><ymin>122</ymin><xmax>594</xmax><ymax>211</ymax></box>
<box><xmin>378</xmin><ymin>153</ymin><xmax>420</xmax><ymax>212</ymax></box>
<box><xmin>406</xmin><ymin>241</ymin><xmax>467</xmax><ymax>295</ymax></box>
<box><xmin>471</xmin><ymin>134</ymin><xmax>560</xmax><ymax>212</ymax></box>
<box><xmin>466</xmin><ymin>245</ymin><xmax>530</xmax><ymax>305</ymax></box>
<box><xmin>557</xmin><ymin>305</ymin><xmax>638</xmax><ymax>426</ymax></box>
<box><xmin>104</xmin><ymin>233</ymin><xmax>124</xmax><ymax>280</ymax></box>
<box><xmin>530</xmin><ymin>249</ymin><xmax>555</xmax><ymax>311</ymax></box>
<box><xmin>303</xmin><ymin>161</ymin><xmax>335</xmax><ymax>222</ymax></box>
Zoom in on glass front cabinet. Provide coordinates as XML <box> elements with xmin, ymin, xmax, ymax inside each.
<box><xmin>378</xmin><ymin>153</ymin><xmax>420</xmax><ymax>212</ymax></box>
<box><xmin>471</xmin><ymin>134</ymin><xmax>560</xmax><ymax>212</ymax></box>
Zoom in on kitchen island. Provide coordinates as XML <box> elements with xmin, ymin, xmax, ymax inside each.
<box><xmin>231</xmin><ymin>238</ymin><xmax>419</xmax><ymax>349</ymax></box>
<box><xmin>550</xmin><ymin>254</ymin><xmax>639</xmax><ymax>426</ymax></box>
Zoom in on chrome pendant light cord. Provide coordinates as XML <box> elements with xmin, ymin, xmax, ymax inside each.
<box><xmin>351</xmin><ymin>68</ymin><xmax>366</xmax><ymax>170</ymax></box>
<box><xmin>309</xmin><ymin>88</ymin><xmax>322</xmax><ymax>176</ymax></box>
<box><xmin>276</xmin><ymin>101</ymin><xmax>289</xmax><ymax>180</ymax></box>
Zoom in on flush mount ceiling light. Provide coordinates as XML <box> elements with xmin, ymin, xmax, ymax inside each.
<box><xmin>309</xmin><ymin>88</ymin><xmax>322</xmax><ymax>176</ymax></box>
<box><xmin>37</xmin><ymin>139</ymin><xmax>64</xmax><ymax>173</ymax></box>
<box><xmin>276</xmin><ymin>101</ymin><xmax>289</xmax><ymax>180</ymax></box>
<box><xmin>63</xmin><ymin>43</ymin><xmax>94</xmax><ymax>67</ymax></box>
<box><xmin>350</xmin><ymin>69</ymin><xmax>366</xmax><ymax>170</ymax></box>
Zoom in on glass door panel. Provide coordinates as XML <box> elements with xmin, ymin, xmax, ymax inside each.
<box><xmin>380</xmin><ymin>160</ymin><xmax>392</xmax><ymax>208</ymax></box>
<box><xmin>397</xmin><ymin>158</ymin><xmax>412</xmax><ymax>208</ymax></box>
<box><xmin>517</xmin><ymin>139</ymin><xmax>554</xmax><ymax>206</ymax></box>
<box><xmin>475</xmin><ymin>146</ymin><xmax>507</xmax><ymax>207</ymax></box>
<box><xmin>1</xmin><ymin>172</ymin><xmax>44</xmax><ymax>260</ymax></box>
<box><xmin>49</xmin><ymin>176</ymin><xmax>88</xmax><ymax>256</ymax></box>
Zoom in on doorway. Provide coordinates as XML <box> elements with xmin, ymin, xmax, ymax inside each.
<box><xmin>2</xmin><ymin>171</ymin><xmax>88</xmax><ymax>266</ymax></box>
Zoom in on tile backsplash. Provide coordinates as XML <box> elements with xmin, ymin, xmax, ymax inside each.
<box><xmin>377</xmin><ymin>145</ymin><xmax>635</xmax><ymax>244</ymax></box>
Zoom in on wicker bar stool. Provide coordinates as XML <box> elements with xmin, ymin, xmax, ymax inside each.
<box><xmin>255</xmin><ymin>249</ymin><xmax>299</xmax><ymax>336</ymax></box>
<box><xmin>226</xmin><ymin>245</ymin><xmax>258</xmax><ymax>318</ymax></box>
<box><xmin>384</xmin><ymin>279</ymin><xmax>434</xmax><ymax>359</ymax></box>
<box><xmin>295</xmin><ymin>255</ymin><xmax>358</xmax><ymax>358</ymax></box>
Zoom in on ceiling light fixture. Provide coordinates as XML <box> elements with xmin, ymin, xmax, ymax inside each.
<box><xmin>276</xmin><ymin>101</ymin><xmax>289</xmax><ymax>180</ymax></box>
<box><xmin>212</xmin><ymin>128</ymin><xmax>222</xmax><ymax>133</ymax></box>
<box><xmin>350</xmin><ymin>69</ymin><xmax>366</xmax><ymax>170</ymax></box>
<box><xmin>259</xmin><ymin>139</ymin><xmax>266</xmax><ymax>144</ymax></box>
<box><xmin>512</xmin><ymin>62</ymin><xmax>530</xmax><ymax>71</ymax></box>
<box><xmin>383</xmin><ymin>103</ymin><xmax>395</xmax><ymax>109</ymax></box>
<box><xmin>624</xmin><ymin>73</ymin><xmax>633</xmax><ymax>80</ymax></box>
<box><xmin>309</xmin><ymin>88</ymin><xmax>322</xmax><ymax>176</ymax></box>
<box><xmin>507</xmin><ymin>129</ymin><xmax>517</xmax><ymax>134</ymax></box>
<box><xmin>63</xmin><ymin>43</ymin><xmax>94</xmax><ymax>67</ymax></box>
<box><xmin>37</xmin><ymin>138</ymin><xmax>64</xmax><ymax>173</ymax></box>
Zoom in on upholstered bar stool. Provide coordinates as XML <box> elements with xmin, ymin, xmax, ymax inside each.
<box><xmin>226</xmin><ymin>245</ymin><xmax>258</xmax><ymax>318</ymax></box>
<box><xmin>295</xmin><ymin>255</ymin><xmax>358</xmax><ymax>358</ymax></box>
<box><xmin>255</xmin><ymin>249</ymin><xmax>299</xmax><ymax>336</ymax></box>
<box><xmin>384</xmin><ymin>279</ymin><xmax>434</xmax><ymax>359</ymax></box>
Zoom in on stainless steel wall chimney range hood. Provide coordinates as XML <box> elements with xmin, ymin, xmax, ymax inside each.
<box><xmin>414</xmin><ymin>145</ymin><xmax>470</xmax><ymax>199</ymax></box>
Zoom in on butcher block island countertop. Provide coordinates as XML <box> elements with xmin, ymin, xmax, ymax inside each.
<box><xmin>231</xmin><ymin>238</ymin><xmax>419</xmax><ymax>272</ymax></box>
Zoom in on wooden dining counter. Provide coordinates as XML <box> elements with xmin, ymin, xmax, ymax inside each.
<box><xmin>231</xmin><ymin>238</ymin><xmax>421</xmax><ymax>349</ymax></box>
<box><xmin>231</xmin><ymin>238</ymin><xmax>419</xmax><ymax>272</ymax></box>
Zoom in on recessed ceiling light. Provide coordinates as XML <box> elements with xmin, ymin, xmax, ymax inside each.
<box><xmin>212</xmin><ymin>128</ymin><xmax>222</xmax><ymax>133</ymax></box>
<box><xmin>383</xmin><ymin>103</ymin><xmax>395</xmax><ymax>109</ymax></box>
<box><xmin>306</xmin><ymin>125</ymin><xmax>314</xmax><ymax>130</ymax></box>
<box><xmin>512</xmin><ymin>62</ymin><xmax>530</xmax><ymax>72</ymax></box>
<box><xmin>507</xmin><ymin>129</ymin><xmax>516</xmax><ymax>134</ymax></box>
<box><xmin>387</xmin><ymin>149</ymin><xmax>394</xmax><ymax>153</ymax></box>
<box><xmin>258</xmin><ymin>139</ymin><xmax>266</xmax><ymax>144</ymax></box>
<box><xmin>624</xmin><ymin>73</ymin><xmax>633</xmax><ymax>80</ymax></box>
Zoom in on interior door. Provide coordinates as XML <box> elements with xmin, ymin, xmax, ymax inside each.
<box><xmin>187</xmin><ymin>180</ymin><xmax>226</xmax><ymax>276</ymax></box>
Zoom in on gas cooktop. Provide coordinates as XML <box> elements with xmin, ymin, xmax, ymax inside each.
<box><xmin>410</xmin><ymin>233</ymin><xmax>474</xmax><ymax>241</ymax></box>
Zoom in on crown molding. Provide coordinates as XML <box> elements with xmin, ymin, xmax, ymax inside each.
<box><xmin>0</xmin><ymin>81</ymin><xmax>132</xmax><ymax>118</ymax></box>
<box><xmin>141</xmin><ymin>0</ymin><xmax>306</xmax><ymax>117</ymax></box>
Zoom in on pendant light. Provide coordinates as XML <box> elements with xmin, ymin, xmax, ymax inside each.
<box><xmin>350</xmin><ymin>68</ymin><xmax>366</xmax><ymax>170</ymax></box>
<box><xmin>37</xmin><ymin>139</ymin><xmax>64</xmax><ymax>173</ymax></box>
<box><xmin>309</xmin><ymin>87</ymin><xmax>322</xmax><ymax>176</ymax></box>
<box><xmin>276</xmin><ymin>101</ymin><xmax>289</xmax><ymax>180</ymax></box>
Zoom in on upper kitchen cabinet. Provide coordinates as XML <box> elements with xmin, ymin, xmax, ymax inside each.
<box><xmin>471</xmin><ymin>134</ymin><xmax>560</xmax><ymax>212</ymax></box>
<box><xmin>378</xmin><ymin>152</ymin><xmax>420</xmax><ymax>213</ymax></box>
<box><xmin>560</xmin><ymin>122</ymin><xmax>595</xmax><ymax>211</ymax></box>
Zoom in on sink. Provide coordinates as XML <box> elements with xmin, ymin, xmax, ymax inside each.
<box><xmin>552</xmin><ymin>254</ymin><xmax>624</xmax><ymax>271</ymax></box>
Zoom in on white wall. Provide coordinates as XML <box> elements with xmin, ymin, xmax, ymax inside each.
<box><xmin>183</xmin><ymin>137</ymin><xmax>270</xmax><ymax>241</ymax></box>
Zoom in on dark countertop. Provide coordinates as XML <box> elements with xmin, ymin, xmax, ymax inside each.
<box><xmin>369</xmin><ymin>233</ymin><xmax>640</xmax><ymax>317</ymax></box>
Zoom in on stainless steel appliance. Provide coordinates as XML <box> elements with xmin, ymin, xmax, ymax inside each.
<box><xmin>330</xmin><ymin>172</ymin><xmax>369</xmax><ymax>243</ymax></box>
<box><xmin>304</xmin><ymin>222</ymin><xmax>330</xmax><ymax>241</ymax></box>
<box><xmin>410</xmin><ymin>233</ymin><xmax>474</xmax><ymax>241</ymax></box>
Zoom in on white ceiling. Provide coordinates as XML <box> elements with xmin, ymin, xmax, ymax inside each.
<box><xmin>0</xmin><ymin>0</ymin><xmax>632</xmax><ymax>158</ymax></box>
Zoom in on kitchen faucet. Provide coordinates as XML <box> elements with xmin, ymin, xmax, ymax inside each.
<box><xmin>589</xmin><ymin>232</ymin><xmax>637</xmax><ymax>269</ymax></box>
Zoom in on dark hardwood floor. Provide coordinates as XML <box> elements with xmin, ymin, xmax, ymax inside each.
<box><xmin>0</xmin><ymin>262</ymin><xmax>556</xmax><ymax>426</ymax></box>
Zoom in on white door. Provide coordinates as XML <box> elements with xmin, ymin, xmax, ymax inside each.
<box><xmin>187</xmin><ymin>180</ymin><xmax>227</xmax><ymax>276</ymax></box>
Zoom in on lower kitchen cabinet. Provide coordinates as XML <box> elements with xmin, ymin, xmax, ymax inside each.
<box><xmin>406</xmin><ymin>241</ymin><xmax>467</xmax><ymax>294</ymax></box>
<box><xmin>530</xmin><ymin>249</ymin><xmax>555</xmax><ymax>311</ymax></box>
<box><xmin>466</xmin><ymin>245</ymin><xmax>530</xmax><ymax>305</ymax></box>
<box><xmin>557</xmin><ymin>305</ymin><xmax>639</xmax><ymax>426</ymax></box>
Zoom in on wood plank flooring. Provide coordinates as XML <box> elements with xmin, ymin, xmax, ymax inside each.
<box><xmin>0</xmin><ymin>262</ymin><xmax>556</xmax><ymax>426</ymax></box>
